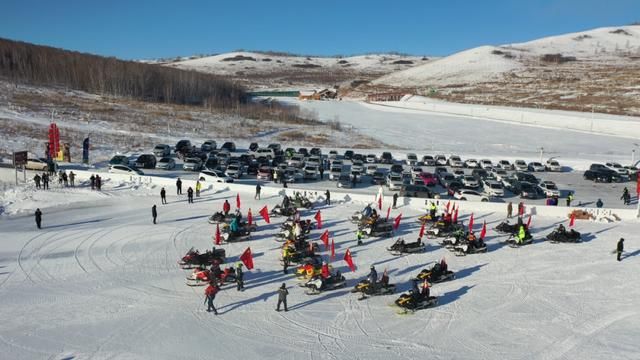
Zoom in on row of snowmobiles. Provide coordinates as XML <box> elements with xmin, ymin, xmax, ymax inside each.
<box><xmin>350</xmin><ymin>209</ymin><xmax>394</xmax><ymax>238</ymax></box>
<box><xmin>177</xmin><ymin>247</ymin><xmax>238</xmax><ymax>287</ymax></box>
<box><xmin>207</xmin><ymin>210</ymin><xmax>257</xmax><ymax>242</ymax></box>
<box><xmin>495</xmin><ymin>220</ymin><xmax>582</xmax><ymax>245</ymax></box>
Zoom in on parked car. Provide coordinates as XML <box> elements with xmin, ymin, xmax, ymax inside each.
<box><xmin>483</xmin><ymin>179</ymin><xmax>505</xmax><ymax>197</ymax></box>
<box><xmin>514</xmin><ymin>160</ymin><xmax>528</xmax><ymax>172</ymax></box>
<box><xmin>306</xmin><ymin>156</ymin><xmax>321</xmax><ymax>167</ymax></box>
<box><xmin>337</xmin><ymin>174</ymin><xmax>353</xmax><ymax>188</ymax></box>
<box><xmin>400</xmin><ymin>184</ymin><xmax>432</xmax><ymax>198</ymax></box>
<box><xmin>328</xmin><ymin>150</ymin><xmax>339</xmax><ymax>159</ymax></box>
<box><xmin>390</xmin><ymin>164</ymin><xmax>404</xmax><ymax>174</ymax></box>
<box><xmin>25</xmin><ymin>158</ymin><xmax>49</xmax><ymax>171</ymax></box>
<box><xmin>109</xmin><ymin>155</ymin><xmax>130</xmax><ymax>167</ymax></box>
<box><xmin>366</xmin><ymin>154</ymin><xmax>377</xmax><ymax>163</ymax></box>
<box><xmin>380</xmin><ymin>152</ymin><xmax>393</xmax><ymax>164</ymax></box>
<box><xmin>479</xmin><ymin>159</ymin><xmax>493</xmax><ymax>170</ymax></box>
<box><xmin>371</xmin><ymin>171</ymin><xmax>386</xmax><ymax>185</ymax></box>
<box><xmin>422</xmin><ymin>155</ymin><xmax>435</xmax><ymax>166</ymax></box>
<box><xmin>153</xmin><ymin>144</ymin><xmax>171</xmax><ymax>157</ymax></box>
<box><xmin>438</xmin><ymin>173</ymin><xmax>457</xmax><ymax>188</ymax></box>
<box><xmin>135</xmin><ymin>154</ymin><xmax>157</xmax><ymax>169</ymax></box>
<box><xmin>420</xmin><ymin>172</ymin><xmax>438</xmax><ymax>186</ymax></box>
<box><xmin>513</xmin><ymin>172</ymin><xmax>539</xmax><ymax>184</ymax></box>
<box><xmin>471</xmin><ymin>169</ymin><xmax>489</xmax><ymax>180</ymax></box>
<box><xmin>490</xmin><ymin>168</ymin><xmax>509</xmax><ymax>182</ymax></box>
<box><xmin>183</xmin><ymin>157</ymin><xmax>203</xmax><ymax>172</ymax></box>
<box><xmin>410</xmin><ymin>166</ymin><xmax>423</xmax><ymax>179</ymax></box>
<box><xmin>583</xmin><ymin>169</ymin><xmax>621</xmax><ymax>183</ymax></box>
<box><xmin>366</xmin><ymin>164</ymin><xmax>378</xmax><ymax>176</ymax></box>
<box><xmin>454</xmin><ymin>189</ymin><xmax>489</xmax><ymax>202</ymax></box>
<box><xmin>221</xmin><ymin>142</ymin><xmax>236</xmax><ymax>152</ymax></box>
<box><xmin>204</xmin><ymin>157</ymin><xmax>219</xmax><ymax>171</ymax></box>
<box><xmin>605</xmin><ymin>162</ymin><xmax>630</xmax><ymax>179</ymax></box>
<box><xmin>175</xmin><ymin>139</ymin><xmax>193</xmax><ymax>154</ymax></box>
<box><xmin>310</xmin><ymin>147</ymin><xmax>322</xmax><ymax>156</ymax></box>
<box><xmin>434</xmin><ymin>167</ymin><xmax>448</xmax><ymax>176</ymax></box>
<box><xmin>519</xmin><ymin>181</ymin><xmax>544</xmax><ymax>199</ymax></box>
<box><xmin>406</xmin><ymin>153</ymin><xmax>418</xmax><ymax>166</ymax></box>
<box><xmin>538</xmin><ymin>180</ymin><xmax>560</xmax><ymax>197</ymax></box>
<box><xmin>246</xmin><ymin>162</ymin><xmax>259</xmax><ymax>175</ymax></box>
<box><xmin>109</xmin><ymin>164</ymin><xmax>144</xmax><ymax>175</ymax></box>
<box><xmin>343</xmin><ymin>150</ymin><xmax>354</xmax><ymax>160</ymax></box>
<box><xmin>267</xmin><ymin>143</ymin><xmax>282</xmax><ymax>154</ymax></box>
<box><xmin>387</xmin><ymin>173</ymin><xmax>404</xmax><ymax>190</ymax></box>
<box><xmin>462</xmin><ymin>175</ymin><xmax>480</xmax><ymax>189</ymax></box>
<box><xmin>156</xmin><ymin>157</ymin><xmax>176</xmax><ymax>170</ymax></box>
<box><xmin>497</xmin><ymin>160</ymin><xmax>513</xmax><ymax>170</ymax></box>
<box><xmin>329</xmin><ymin>166</ymin><xmax>343</xmax><ymax>181</ymax></box>
<box><xmin>464</xmin><ymin>159</ymin><xmax>479</xmax><ymax>168</ymax></box>
<box><xmin>287</xmin><ymin>155</ymin><xmax>305</xmax><ymax>168</ymax></box>
<box><xmin>298</xmin><ymin>148</ymin><xmax>309</xmax><ymax>157</ymax></box>
<box><xmin>249</xmin><ymin>142</ymin><xmax>259</xmax><ymax>152</ymax></box>
<box><xmin>201</xmin><ymin>140</ymin><xmax>217</xmax><ymax>152</ymax></box>
<box><xmin>528</xmin><ymin>162</ymin><xmax>546</xmax><ymax>172</ymax></box>
<box><xmin>352</xmin><ymin>153</ymin><xmax>365</xmax><ymax>162</ymax></box>
<box><xmin>304</xmin><ymin>165</ymin><xmax>319</xmax><ymax>181</ymax></box>
<box><xmin>435</xmin><ymin>155</ymin><xmax>447</xmax><ymax>166</ymax></box>
<box><xmin>199</xmin><ymin>169</ymin><xmax>233</xmax><ymax>183</ymax></box>
<box><xmin>257</xmin><ymin>166</ymin><xmax>272</xmax><ymax>180</ymax></box>
<box><xmin>225</xmin><ymin>163</ymin><xmax>243</xmax><ymax>179</ymax></box>
<box><xmin>255</xmin><ymin>148</ymin><xmax>275</xmax><ymax>159</ymax></box>
<box><xmin>545</xmin><ymin>159</ymin><xmax>562</xmax><ymax>172</ymax></box>
<box><xmin>448</xmin><ymin>155</ymin><xmax>464</xmax><ymax>168</ymax></box>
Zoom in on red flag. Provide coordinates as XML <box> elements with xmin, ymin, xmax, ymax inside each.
<box><xmin>320</xmin><ymin>230</ymin><xmax>329</xmax><ymax>250</ymax></box>
<box><xmin>386</xmin><ymin>206</ymin><xmax>391</xmax><ymax>221</ymax></box>
<box><xmin>419</xmin><ymin>221</ymin><xmax>426</xmax><ymax>238</ymax></box>
<box><xmin>393</xmin><ymin>213</ymin><xmax>402</xmax><ymax>230</ymax></box>
<box><xmin>343</xmin><ymin>248</ymin><xmax>356</xmax><ymax>272</ymax></box>
<box><xmin>378</xmin><ymin>195</ymin><xmax>382</xmax><ymax>210</ymax></box>
<box><xmin>468</xmin><ymin>213</ymin><xmax>474</xmax><ymax>232</ymax></box>
<box><xmin>480</xmin><ymin>221</ymin><xmax>487</xmax><ymax>240</ymax></box>
<box><xmin>526</xmin><ymin>215</ymin><xmax>533</xmax><ymax>229</ymax></box>
<box><xmin>321</xmin><ymin>263</ymin><xmax>330</xmax><ymax>279</ymax></box>
<box><xmin>315</xmin><ymin>210</ymin><xmax>322</xmax><ymax>229</ymax></box>
<box><xmin>247</xmin><ymin>208</ymin><xmax>253</xmax><ymax>227</ymax></box>
<box><xmin>569</xmin><ymin>213</ymin><xmax>575</xmax><ymax>227</ymax></box>
<box><xmin>636</xmin><ymin>171</ymin><xmax>640</xmax><ymax>196</ymax></box>
<box><xmin>445</xmin><ymin>201</ymin><xmax>451</xmax><ymax>214</ymax></box>
<box><xmin>259</xmin><ymin>205</ymin><xmax>270</xmax><ymax>224</ymax></box>
<box><xmin>214</xmin><ymin>223</ymin><xmax>221</xmax><ymax>245</ymax></box>
<box><xmin>236</xmin><ymin>193</ymin><xmax>241</xmax><ymax>209</ymax></box>
<box><xmin>453</xmin><ymin>207</ymin><xmax>459</xmax><ymax>223</ymax></box>
<box><xmin>331</xmin><ymin>238</ymin><xmax>335</xmax><ymax>259</ymax></box>
<box><xmin>240</xmin><ymin>247</ymin><xmax>254</xmax><ymax>270</ymax></box>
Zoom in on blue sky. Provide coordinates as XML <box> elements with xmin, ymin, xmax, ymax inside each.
<box><xmin>1</xmin><ymin>0</ymin><xmax>638</xmax><ymax>59</ymax></box>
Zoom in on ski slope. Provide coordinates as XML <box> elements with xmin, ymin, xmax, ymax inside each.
<box><xmin>1</xmin><ymin>173</ymin><xmax>639</xmax><ymax>359</ymax></box>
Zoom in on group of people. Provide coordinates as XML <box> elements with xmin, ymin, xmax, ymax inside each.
<box><xmin>33</xmin><ymin>170</ymin><xmax>76</xmax><ymax>190</ymax></box>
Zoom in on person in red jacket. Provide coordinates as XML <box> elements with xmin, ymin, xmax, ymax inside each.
<box><xmin>204</xmin><ymin>281</ymin><xmax>219</xmax><ymax>315</ymax></box>
<box><xmin>321</xmin><ymin>261</ymin><xmax>330</xmax><ymax>279</ymax></box>
<box><xmin>223</xmin><ymin>200</ymin><xmax>231</xmax><ymax>216</ymax></box>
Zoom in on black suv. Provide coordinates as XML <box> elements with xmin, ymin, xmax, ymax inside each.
<box><xmin>584</xmin><ymin>168</ymin><xmax>620</xmax><ymax>183</ymax></box>
<box><xmin>381</xmin><ymin>152</ymin><xmax>393</xmax><ymax>164</ymax></box>
<box><xmin>221</xmin><ymin>142</ymin><xmax>237</xmax><ymax>152</ymax></box>
<box><xmin>343</xmin><ymin>150</ymin><xmax>354</xmax><ymax>160</ymax></box>
<box><xmin>135</xmin><ymin>154</ymin><xmax>157</xmax><ymax>169</ymax></box>
<box><xmin>249</xmin><ymin>142</ymin><xmax>259</xmax><ymax>152</ymax></box>
<box><xmin>175</xmin><ymin>139</ymin><xmax>192</xmax><ymax>154</ymax></box>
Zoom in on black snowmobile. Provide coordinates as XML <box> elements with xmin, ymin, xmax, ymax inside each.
<box><xmin>359</xmin><ymin>218</ymin><xmax>394</xmax><ymax>238</ymax></box>
<box><xmin>178</xmin><ymin>247</ymin><xmax>226</xmax><ymax>269</ymax></box>
<box><xmin>270</xmin><ymin>204</ymin><xmax>297</xmax><ymax>217</ymax></box>
<box><xmin>299</xmin><ymin>272</ymin><xmax>347</xmax><ymax>295</ymax></box>
<box><xmin>394</xmin><ymin>291</ymin><xmax>438</xmax><ymax>313</ymax></box>
<box><xmin>413</xmin><ymin>263</ymin><xmax>455</xmax><ymax>283</ymax></box>
<box><xmin>290</xmin><ymin>195</ymin><xmax>314</xmax><ymax>209</ymax></box>
<box><xmin>453</xmin><ymin>239</ymin><xmax>488</xmax><ymax>256</ymax></box>
<box><xmin>351</xmin><ymin>275</ymin><xmax>396</xmax><ymax>299</ymax></box>
<box><xmin>546</xmin><ymin>227</ymin><xmax>581</xmax><ymax>243</ymax></box>
<box><xmin>281</xmin><ymin>246</ymin><xmax>320</xmax><ymax>265</ymax></box>
<box><xmin>495</xmin><ymin>221</ymin><xmax>526</xmax><ymax>236</ymax></box>
<box><xmin>426</xmin><ymin>221</ymin><xmax>464</xmax><ymax>239</ymax></box>
<box><xmin>387</xmin><ymin>238</ymin><xmax>425</xmax><ymax>255</ymax></box>
<box><xmin>208</xmin><ymin>211</ymin><xmax>235</xmax><ymax>224</ymax></box>
<box><xmin>506</xmin><ymin>231</ymin><xmax>534</xmax><ymax>248</ymax></box>
<box><xmin>439</xmin><ymin>229</ymin><xmax>466</xmax><ymax>248</ymax></box>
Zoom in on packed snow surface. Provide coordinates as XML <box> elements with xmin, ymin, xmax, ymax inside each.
<box><xmin>1</xmin><ymin>175</ymin><xmax>639</xmax><ymax>359</ymax></box>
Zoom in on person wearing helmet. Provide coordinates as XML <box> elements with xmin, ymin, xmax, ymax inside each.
<box><xmin>321</xmin><ymin>261</ymin><xmax>330</xmax><ymax>279</ymax></box>
<box><xmin>367</xmin><ymin>265</ymin><xmax>378</xmax><ymax>285</ymax></box>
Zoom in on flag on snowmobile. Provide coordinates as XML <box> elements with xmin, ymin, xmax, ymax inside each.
<box><xmin>344</xmin><ymin>249</ymin><xmax>356</xmax><ymax>272</ymax></box>
<box><xmin>320</xmin><ymin>230</ymin><xmax>329</xmax><ymax>250</ymax></box>
<box><xmin>236</xmin><ymin>193</ymin><xmax>241</xmax><ymax>209</ymax></box>
<box><xmin>445</xmin><ymin>201</ymin><xmax>451</xmax><ymax>214</ymax></box>
<box><xmin>240</xmin><ymin>247</ymin><xmax>254</xmax><ymax>270</ymax></box>
<box><xmin>526</xmin><ymin>215</ymin><xmax>533</xmax><ymax>229</ymax></box>
<box><xmin>386</xmin><ymin>206</ymin><xmax>391</xmax><ymax>221</ymax></box>
<box><xmin>419</xmin><ymin>221</ymin><xmax>426</xmax><ymax>238</ymax></box>
<box><xmin>394</xmin><ymin>213</ymin><xmax>402</xmax><ymax>230</ymax></box>
<box><xmin>453</xmin><ymin>207</ymin><xmax>459</xmax><ymax>223</ymax></box>
<box><xmin>480</xmin><ymin>221</ymin><xmax>487</xmax><ymax>240</ymax></box>
<box><xmin>248</xmin><ymin>208</ymin><xmax>253</xmax><ymax>226</ymax></box>
<box><xmin>331</xmin><ymin>238</ymin><xmax>335</xmax><ymax>259</ymax></box>
<box><xmin>259</xmin><ymin>205</ymin><xmax>270</xmax><ymax>224</ymax></box>
<box><xmin>378</xmin><ymin>195</ymin><xmax>382</xmax><ymax>210</ymax></box>
<box><xmin>468</xmin><ymin>213</ymin><xmax>474</xmax><ymax>232</ymax></box>
<box><xmin>569</xmin><ymin>212</ymin><xmax>575</xmax><ymax>227</ymax></box>
<box><xmin>215</xmin><ymin>223</ymin><xmax>221</xmax><ymax>245</ymax></box>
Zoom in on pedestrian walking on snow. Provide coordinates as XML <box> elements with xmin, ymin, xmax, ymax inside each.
<box><xmin>596</xmin><ymin>198</ymin><xmax>603</xmax><ymax>208</ymax></box>
<box><xmin>187</xmin><ymin>187</ymin><xmax>194</xmax><ymax>204</ymax></box>
<box><xmin>90</xmin><ymin>174</ymin><xmax>96</xmax><ymax>190</ymax></box>
<box><xmin>69</xmin><ymin>171</ymin><xmax>75</xmax><ymax>187</ymax></box>
<box><xmin>319</xmin><ymin>166</ymin><xmax>324</xmax><ymax>180</ymax></box>
<box><xmin>33</xmin><ymin>174</ymin><xmax>41</xmax><ymax>189</ymax></box>
<box><xmin>204</xmin><ymin>282</ymin><xmax>219</xmax><ymax>314</ymax></box>
<box><xmin>507</xmin><ymin>202</ymin><xmax>513</xmax><ymax>218</ymax></box>
<box><xmin>95</xmin><ymin>175</ymin><xmax>102</xmax><ymax>190</ymax></box>
<box><xmin>152</xmin><ymin>205</ymin><xmax>158</xmax><ymax>224</ymax></box>
<box><xmin>176</xmin><ymin>178</ymin><xmax>182</xmax><ymax>195</ymax></box>
<box><xmin>160</xmin><ymin>187</ymin><xmax>167</xmax><ymax>204</ymax></box>
<box><xmin>42</xmin><ymin>173</ymin><xmax>49</xmax><ymax>190</ymax></box>
<box><xmin>616</xmin><ymin>238</ymin><xmax>625</xmax><ymax>261</ymax></box>
<box><xmin>195</xmin><ymin>180</ymin><xmax>202</xmax><ymax>197</ymax></box>
<box><xmin>566</xmin><ymin>192</ymin><xmax>574</xmax><ymax>207</ymax></box>
<box><xmin>35</xmin><ymin>208</ymin><xmax>42</xmax><ymax>229</ymax></box>
<box><xmin>325</xmin><ymin>190</ymin><xmax>331</xmax><ymax>205</ymax></box>
<box><xmin>276</xmin><ymin>283</ymin><xmax>289</xmax><ymax>312</ymax></box>
<box><xmin>236</xmin><ymin>263</ymin><xmax>244</xmax><ymax>291</ymax></box>
<box><xmin>255</xmin><ymin>183</ymin><xmax>262</xmax><ymax>200</ymax></box>
<box><xmin>393</xmin><ymin>193</ymin><xmax>398</xmax><ymax>209</ymax></box>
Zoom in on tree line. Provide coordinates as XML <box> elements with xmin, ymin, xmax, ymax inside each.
<box><xmin>0</xmin><ymin>38</ymin><xmax>247</xmax><ymax>108</ymax></box>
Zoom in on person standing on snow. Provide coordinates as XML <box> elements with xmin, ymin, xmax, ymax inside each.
<box><xmin>236</xmin><ymin>263</ymin><xmax>244</xmax><ymax>291</ymax></box>
<box><xmin>255</xmin><ymin>183</ymin><xmax>262</xmax><ymax>200</ymax></box>
<box><xmin>35</xmin><ymin>208</ymin><xmax>42</xmax><ymax>229</ymax></box>
<box><xmin>596</xmin><ymin>198</ymin><xmax>603</xmax><ymax>208</ymax></box>
<box><xmin>616</xmin><ymin>238</ymin><xmax>624</xmax><ymax>261</ymax></box>
<box><xmin>621</xmin><ymin>187</ymin><xmax>630</xmax><ymax>205</ymax></box>
<box><xmin>356</xmin><ymin>228</ymin><xmax>364</xmax><ymax>246</ymax></box>
<box><xmin>152</xmin><ymin>204</ymin><xmax>158</xmax><ymax>224</ymax></box>
<box><xmin>204</xmin><ymin>281</ymin><xmax>219</xmax><ymax>314</ymax></box>
<box><xmin>195</xmin><ymin>180</ymin><xmax>202</xmax><ymax>197</ymax></box>
<box><xmin>160</xmin><ymin>187</ymin><xmax>167</xmax><ymax>205</ymax></box>
<box><xmin>276</xmin><ymin>283</ymin><xmax>289</xmax><ymax>312</ymax></box>
<box><xmin>187</xmin><ymin>187</ymin><xmax>194</xmax><ymax>204</ymax></box>
<box><xmin>393</xmin><ymin>193</ymin><xmax>398</xmax><ymax>209</ymax></box>
<box><xmin>69</xmin><ymin>171</ymin><xmax>75</xmax><ymax>187</ymax></box>
<box><xmin>223</xmin><ymin>200</ymin><xmax>231</xmax><ymax>215</ymax></box>
<box><xmin>176</xmin><ymin>177</ymin><xmax>182</xmax><ymax>195</ymax></box>
<box><xmin>325</xmin><ymin>190</ymin><xmax>331</xmax><ymax>205</ymax></box>
<box><xmin>507</xmin><ymin>202</ymin><xmax>513</xmax><ymax>218</ymax></box>
<box><xmin>42</xmin><ymin>173</ymin><xmax>49</xmax><ymax>190</ymax></box>
<box><xmin>33</xmin><ymin>174</ymin><xmax>41</xmax><ymax>189</ymax></box>
<box><xmin>566</xmin><ymin>192</ymin><xmax>574</xmax><ymax>207</ymax></box>
<box><xmin>90</xmin><ymin>174</ymin><xmax>96</xmax><ymax>190</ymax></box>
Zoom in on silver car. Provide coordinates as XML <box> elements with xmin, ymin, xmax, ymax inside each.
<box><xmin>156</xmin><ymin>157</ymin><xmax>176</xmax><ymax>170</ymax></box>
<box><xmin>182</xmin><ymin>157</ymin><xmax>203</xmax><ymax>171</ymax></box>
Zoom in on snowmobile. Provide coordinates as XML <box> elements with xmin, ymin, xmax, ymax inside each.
<box><xmin>394</xmin><ymin>291</ymin><xmax>438</xmax><ymax>313</ymax></box>
<box><xmin>439</xmin><ymin>229</ymin><xmax>466</xmax><ymax>248</ymax></box>
<box><xmin>495</xmin><ymin>221</ymin><xmax>525</xmax><ymax>235</ymax></box>
<box><xmin>222</xmin><ymin>229</ymin><xmax>251</xmax><ymax>242</ymax></box>
<box><xmin>185</xmin><ymin>266</ymin><xmax>236</xmax><ymax>286</ymax></box>
<box><xmin>413</xmin><ymin>264</ymin><xmax>455</xmax><ymax>283</ymax></box>
<box><xmin>416</xmin><ymin>213</ymin><xmax>437</xmax><ymax>224</ymax></box>
<box><xmin>351</xmin><ymin>275</ymin><xmax>396</xmax><ymax>299</ymax></box>
<box><xmin>387</xmin><ymin>238</ymin><xmax>425</xmax><ymax>255</ymax></box>
<box><xmin>281</xmin><ymin>247</ymin><xmax>320</xmax><ymax>266</ymax></box>
<box><xmin>290</xmin><ymin>195</ymin><xmax>314</xmax><ymax>209</ymax></box>
<box><xmin>270</xmin><ymin>204</ymin><xmax>297</xmax><ymax>217</ymax></box>
<box><xmin>351</xmin><ymin>211</ymin><xmax>372</xmax><ymax>225</ymax></box>
<box><xmin>453</xmin><ymin>240</ymin><xmax>488</xmax><ymax>256</ymax></box>
<box><xmin>208</xmin><ymin>211</ymin><xmax>235</xmax><ymax>224</ymax></box>
<box><xmin>360</xmin><ymin>218</ymin><xmax>394</xmax><ymax>238</ymax></box>
<box><xmin>221</xmin><ymin>221</ymin><xmax>257</xmax><ymax>234</ymax></box>
<box><xmin>295</xmin><ymin>257</ymin><xmax>331</xmax><ymax>280</ymax></box>
<box><xmin>426</xmin><ymin>221</ymin><xmax>464</xmax><ymax>239</ymax></box>
<box><xmin>299</xmin><ymin>272</ymin><xmax>347</xmax><ymax>295</ymax></box>
<box><xmin>506</xmin><ymin>232</ymin><xmax>534</xmax><ymax>248</ymax></box>
<box><xmin>178</xmin><ymin>247</ymin><xmax>226</xmax><ymax>269</ymax></box>
<box><xmin>546</xmin><ymin>227</ymin><xmax>581</xmax><ymax>243</ymax></box>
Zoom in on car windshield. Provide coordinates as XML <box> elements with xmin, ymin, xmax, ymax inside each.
<box><xmin>160</xmin><ymin>158</ymin><xmax>171</xmax><ymax>162</ymax></box>
<box><xmin>390</xmin><ymin>176</ymin><xmax>402</xmax><ymax>181</ymax></box>
<box><xmin>490</xmin><ymin>183</ymin><xmax>502</xmax><ymax>189</ymax></box>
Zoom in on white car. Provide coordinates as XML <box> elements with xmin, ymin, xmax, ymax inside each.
<box><xmin>528</xmin><ymin>162</ymin><xmax>546</xmax><ymax>172</ymax></box>
<box><xmin>538</xmin><ymin>180</ymin><xmax>560</xmax><ymax>197</ymax></box>
<box><xmin>605</xmin><ymin>162</ymin><xmax>629</xmax><ymax>176</ymax></box>
<box><xmin>329</xmin><ymin>166</ymin><xmax>343</xmax><ymax>180</ymax></box>
<box><xmin>283</xmin><ymin>168</ymin><xmax>304</xmax><ymax>183</ymax></box>
<box><xmin>479</xmin><ymin>159</ymin><xmax>493</xmax><ymax>170</ymax></box>
<box><xmin>287</xmin><ymin>155</ymin><xmax>305</xmax><ymax>168</ymax></box>
<box><xmin>25</xmin><ymin>158</ymin><xmax>48</xmax><ymax>171</ymax></box>
<box><xmin>366</xmin><ymin>164</ymin><xmax>378</xmax><ymax>176</ymax></box>
<box><xmin>253</xmin><ymin>148</ymin><xmax>275</xmax><ymax>159</ymax></box>
<box><xmin>448</xmin><ymin>155</ymin><xmax>464</xmax><ymax>168</ymax></box>
<box><xmin>454</xmin><ymin>189</ymin><xmax>490</xmax><ymax>202</ymax></box>
<box><xmin>462</xmin><ymin>175</ymin><xmax>479</xmax><ymax>188</ymax></box>
<box><xmin>225</xmin><ymin>163</ymin><xmax>243</xmax><ymax>178</ymax></box>
<box><xmin>497</xmin><ymin>160</ymin><xmax>513</xmax><ymax>170</ymax></box>
<box><xmin>422</xmin><ymin>155</ymin><xmax>435</xmax><ymax>166</ymax></box>
<box><xmin>406</xmin><ymin>153</ymin><xmax>418</xmax><ymax>166</ymax></box>
<box><xmin>464</xmin><ymin>159</ymin><xmax>479</xmax><ymax>168</ymax></box>
<box><xmin>546</xmin><ymin>159</ymin><xmax>562</xmax><ymax>172</ymax></box>
<box><xmin>387</xmin><ymin>174</ymin><xmax>404</xmax><ymax>191</ymax></box>
<box><xmin>514</xmin><ymin>160</ymin><xmax>528</xmax><ymax>172</ymax></box>
<box><xmin>410</xmin><ymin>167</ymin><xmax>423</xmax><ymax>179</ymax></box>
<box><xmin>304</xmin><ymin>165</ymin><xmax>319</xmax><ymax>180</ymax></box>
<box><xmin>483</xmin><ymin>180</ymin><xmax>504</xmax><ymax>197</ymax></box>
<box><xmin>351</xmin><ymin>160</ymin><xmax>364</xmax><ymax>173</ymax></box>
<box><xmin>182</xmin><ymin>157</ymin><xmax>203</xmax><ymax>172</ymax></box>
<box><xmin>366</xmin><ymin>154</ymin><xmax>377</xmax><ymax>163</ymax></box>
<box><xmin>109</xmin><ymin>165</ymin><xmax>144</xmax><ymax>175</ymax></box>
<box><xmin>306</xmin><ymin>156</ymin><xmax>321</xmax><ymax>167</ymax></box>
<box><xmin>328</xmin><ymin>150</ymin><xmax>339</xmax><ymax>160</ymax></box>
<box><xmin>156</xmin><ymin>157</ymin><xmax>176</xmax><ymax>170</ymax></box>
<box><xmin>490</xmin><ymin>168</ymin><xmax>509</xmax><ymax>182</ymax></box>
<box><xmin>199</xmin><ymin>169</ymin><xmax>234</xmax><ymax>183</ymax></box>
<box><xmin>435</xmin><ymin>155</ymin><xmax>447</xmax><ymax>166</ymax></box>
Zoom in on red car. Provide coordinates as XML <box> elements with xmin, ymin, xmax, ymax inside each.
<box><xmin>419</xmin><ymin>172</ymin><xmax>438</xmax><ymax>186</ymax></box>
<box><xmin>257</xmin><ymin>166</ymin><xmax>272</xmax><ymax>180</ymax></box>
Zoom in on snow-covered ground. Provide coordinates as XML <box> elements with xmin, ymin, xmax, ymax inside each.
<box><xmin>1</xmin><ymin>170</ymin><xmax>639</xmax><ymax>359</ymax></box>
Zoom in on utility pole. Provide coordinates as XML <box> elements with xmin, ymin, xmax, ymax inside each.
<box><xmin>539</xmin><ymin>147</ymin><xmax>544</xmax><ymax>163</ymax></box>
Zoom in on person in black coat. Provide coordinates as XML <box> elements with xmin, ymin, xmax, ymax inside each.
<box><xmin>325</xmin><ymin>190</ymin><xmax>331</xmax><ymax>205</ymax></box>
<box><xmin>33</xmin><ymin>174</ymin><xmax>41</xmax><ymax>189</ymax></box>
<box><xmin>187</xmin><ymin>187</ymin><xmax>194</xmax><ymax>203</ymax></box>
<box><xmin>276</xmin><ymin>283</ymin><xmax>289</xmax><ymax>312</ymax></box>
<box><xmin>176</xmin><ymin>178</ymin><xmax>182</xmax><ymax>195</ymax></box>
<box><xmin>90</xmin><ymin>174</ymin><xmax>95</xmax><ymax>190</ymax></box>
<box><xmin>236</xmin><ymin>263</ymin><xmax>244</xmax><ymax>291</ymax></box>
<box><xmin>255</xmin><ymin>183</ymin><xmax>261</xmax><ymax>200</ymax></box>
<box><xmin>152</xmin><ymin>205</ymin><xmax>157</xmax><ymax>224</ymax></box>
<box><xmin>160</xmin><ymin>187</ymin><xmax>167</xmax><ymax>204</ymax></box>
<box><xmin>35</xmin><ymin>208</ymin><xmax>42</xmax><ymax>229</ymax></box>
<box><xmin>393</xmin><ymin>193</ymin><xmax>398</xmax><ymax>209</ymax></box>
<box><xmin>42</xmin><ymin>173</ymin><xmax>49</xmax><ymax>190</ymax></box>
<box><xmin>617</xmin><ymin>238</ymin><xmax>624</xmax><ymax>261</ymax></box>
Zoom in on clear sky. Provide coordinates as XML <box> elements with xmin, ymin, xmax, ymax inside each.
<box><xmin>1</xmin><ymin>0</ymin><xmax>638</xmax><ymax>59</ymax></box>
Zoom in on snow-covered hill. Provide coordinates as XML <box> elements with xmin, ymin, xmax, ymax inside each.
<box><xmin>374</xmin><ymin>25</ymin><xmax>640</xmax><ymax>87</ymax></box>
